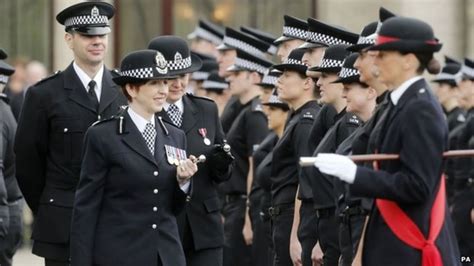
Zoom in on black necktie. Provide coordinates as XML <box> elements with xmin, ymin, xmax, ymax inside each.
<box><xmin>88</xmin><ymin>80</ymin><xmax>99</xmax><ymax>112</ymax></box>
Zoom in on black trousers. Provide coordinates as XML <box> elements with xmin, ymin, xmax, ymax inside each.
<box><xmin>222</xmin><ymin>197</ymin><xmax>251</xmax><ymax>266</ymax></box>
<box><xmin>452</xmin><ymin>186</ymin><xmax>474</xmax><ymax>258</ymax></box>
<box><xmin>338</xmin><ymin>214</ymin><xmax>366</xmax><ymax>266</ymax></box>
<box><xmin>249</xmin><ymin>191</ymin><xmax>272</xmax><ymax>266</ymax></box>
<box><xmin>316</xmin><ymin>209</ymin><xmax>341</xmax><ymax>266</ymax></box>
<box><xmin>0</xmin><ymin>200</ymin><xmax>24</xmax><ymax>266</ymax></box>
<box><xmin>298</xmin><ymin>201</ymin><xmax>319</xmax><ymax>266</ymax></box>
<box><xmin>271</xmin><ymin>203</ymin><xmax>294</xmax><ymax>266</ymax></box>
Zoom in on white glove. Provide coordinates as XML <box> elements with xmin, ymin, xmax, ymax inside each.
<box><xmin>313</xmin><ymin>153</ymin><xmax>357</xmax><ymax>184</ymax></box>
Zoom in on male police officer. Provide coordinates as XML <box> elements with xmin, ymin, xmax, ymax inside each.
<box><xmin>14</xmin><ymin>2</ymin><xmax>126</xmax><ymax>265</ymax></box>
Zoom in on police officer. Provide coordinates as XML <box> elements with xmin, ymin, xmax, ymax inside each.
<box><xmin>314</xmin><ymin>16</ymin><xmax>460</xmax><ymax>265</ymax></box>
<box><xmin>270</xmin><ymin>48</ymin><xmax>320</xmax><ymax>266</ymax></box>
<box><xmin>0</xmin><ymin>53</ymin><xmax>24</xmax><ymax>266</ymax></box>
<box><xmin>147</xmin><ymin>36</ymin><xmax>233</xmax><ymax>266</ymax></box>
<box><xmin>202</xmin><ymin>70</ymin><xmax>231</xmax><ymax>115</ymax></box>
<box><xmin>274</xmin><ymin>15</ymin><xmax>308</xmax><ymax>62</ymax></box>
<box><xmin>222</xmin><ymin>48</ymin><xmax>272</xmax><ymax>266</ymax></box>
<box><xmin>71</xmin><ymin>49</ymin><xmax>197</xmax><ymax>266</ymax></box>
<box><xmin>189</xmin><ymin>54</ymin><xmax>218</xmax><ymax>97</ymax></box>
<box><xmin>188</xmin><ymin>19</ymin><xmax>224</xmax><ymax>58</ymax></box>
<box><xmin>14</xmin><ymin>2</ymin><xmax>126</xmax><ymax>265</ymax></box>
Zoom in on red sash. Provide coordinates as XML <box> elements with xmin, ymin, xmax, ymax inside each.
<box><xmin>373</xmin><ymin>160</ymin><xmax>445</xmax><ymax>266</ymax></box>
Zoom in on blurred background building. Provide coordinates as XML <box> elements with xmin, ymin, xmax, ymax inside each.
<box><xmin>0</xmin><ymin>0</ymin><xmax>473</xmax><ymax>78</ymax></box>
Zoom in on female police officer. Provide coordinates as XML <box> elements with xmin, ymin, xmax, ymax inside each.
<box><xmin>70</xmin><ymin>49</ymin><xmax>198</xmax><ymax>266</ymax></box>
<box><xmin>314</xmin><ymin>17</ymin><xmax>460</xmax><ymax>265</ymax></box>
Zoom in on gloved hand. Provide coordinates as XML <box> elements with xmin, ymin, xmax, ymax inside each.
<box><xmin>208</xmin><ymin>141</ymin><xmax>234</xmax><ymax>172</ymax></box>
<box><xmin>314</xmin><ymin>153</ymin><xmax>357</xmax><ymax>184</ymax></box>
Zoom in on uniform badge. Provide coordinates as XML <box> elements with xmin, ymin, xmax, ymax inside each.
<box><xmin>198</xmin><ymin>128</ymin><xmax>211</xmax><ymax>146</ymax></box>
<box><xmin>91</xmin><ymin>6</ymin><xmax>100</xmax><ymax>17</ymax></box>
<box><xmin>174</xmin><ymin>52</ymin><xmax>183</xmax><ymax>63</ymax></box>
<box><xmin>155</xmin><ymin>51</ymin><xmax>168</xmax><ymax>74</ymax></box>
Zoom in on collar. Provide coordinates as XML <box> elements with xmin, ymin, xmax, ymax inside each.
<box><xmin>73</xmin><ymin>61</ymin><xmax>104</xmax><ymax>94</ymax></box>
<box><xmin>164</xmin><ymin>97</ymin><xmax>184</xmax><ymax>113</ymax></box>
<box><xmin>127</xmin><ymin>107</ymin><xmax>156</xmax><ymax>133</ymax></box>
<box><xmin>293</xmin><ymin>100</ymin><xmax>318</xmax><ymax>114</ymax></box>
<box><xmin>390</xmin><ymin>76</ymin><xmax>423</xmax><ymax>106</ymax></box>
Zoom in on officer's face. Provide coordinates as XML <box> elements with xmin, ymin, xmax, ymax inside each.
<box><xmin>267</xmin><ymin>106</ymin><xmax>288</xmax><ymax>131</ymax></box>
<box><xmin>191</xmin><ymin>38</ymin><xmax>219</xmax><ymax>58</ymax></box>
<box><xmin>277</xmin><ymin>70</ymin><xmax>307</xmax><ymax>103</ymax></box>
<box><xmin>373</xmin><ymin>51</ymin><xmax>406</xmax><ymax>88</ymax></box>
<box><xmin>227</xmin><ymin>71</ymin><xmax>252</xmax><ymax>96</ymax></box>
<box><xmin>432</xmin><ymin>83</ymin><xmax>454</xmax><ymax>104</ymax></box>
<box><xmin>127</xmin><ymin>79</ymin><xmax>169</xmax><ymax>115</ymax></box>
<box><xmin>354</xmin><ymin>50</ymin><xmax>379</xmax><ymax>85</ymax></box>
<box><xmin>260</xmin><ymin>87</ymin><xmax>274</xmax><ymax>104</ymax></box>
<box><xmin>217</xmin><ymin>49</ymin><xmax>237</xmax><ymax>77</ymax></box>
<box><xmin>65</xmin><ymin>32</ymin><xmax>108</xmax><ymax>66</ymax></box>
<box><xmin>277</xmin><ymin>39</ymin><xmax>305</xmax><ymax>62</ymax></box>
<box><xmin>303</xmin><ymin>47</ymin><xmax>325</xmax><ymax>68</ymax></box>
<box><xmin>343</xmin><ymin>83</ymin><xmax>373</xmax><ymax>116</ymax></box>
<box><xmin>166</xmin><ymin>74</ymin><xmax>189</xmax><ymax>103</ymax></box>
<box><xmin>459</xmin><ymin>79</ymin><xmax>474</xmax><ymax>108</ymax></box>
<box><xmin>317</xmin><ymin>72</ymin><xmax>344</xmax><ymax>105</ymax></box>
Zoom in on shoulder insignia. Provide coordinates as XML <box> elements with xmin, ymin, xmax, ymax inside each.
<box><xmin>348</xmin><ymin>115</ymin><xmax>361</xmax><ymax>125</ymax></box>
<box><xmin>91</xmin><ymin>115</ymin><xmax>117</xmax><ymax>127</ymax></box>
<box><xmin>251</xmin><ymin>98</ymin><xmax>264</xmax><ymax>112</ymax></box>
<box><xmin>111</xmin><ymin>68</ymin><xmax>121</xmax><ymax>77</ymax></box>
<box><xmin>35</xmin><ymin>70</ymin><xmax>61</xmax><ymax>86</ymax></box>
<box><xmin>302</xmin><ymin>111</ymin><xmax>314</xmax><ymax>119</ymax></box>
<box><xmin>418</xmin><ymin>88</ymin><xmax>426</xmax><ymax>94</ymax></box>
<box><xmin>457</xmin><ymin>113</ymin><xmax>466</xmax><ymax>122</ymax></box>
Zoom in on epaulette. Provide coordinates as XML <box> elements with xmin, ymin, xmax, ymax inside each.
<box><xmin>35</xmin><ymin>70</ymin><xmax>61</xmax><ymax>86</ymax></box>
<box><xmin>301</xmin><ymin>110</ymin><xmax>317</xmax><ymax>121</ymax></box>
<box><xmin>347</xmin><ymin>114</ymin><xmax>361</xmax><ymax>126</ymax></box>
<box><xmin>185</xmin><ymin>92</ymin><xmax>214</xmax><ymax>102</ymax></box>
<box><xmin>111</xmin><ymin>69</ymin><xmax>121</xmax><ymax>78</ymax></box>
<box><xmin>251</xmin><ymin>98</ymin><xmax>264</xmax><ymax>113</ymax></box>
<box><xmin>0</xmin><ymin>93</ymin><xmax>9</xmax><ymax>104</ymax></box>
<box><xmin>91</xmin><ymin>115</ymin><xmax>118</xmax><ymax>127</ymax></box>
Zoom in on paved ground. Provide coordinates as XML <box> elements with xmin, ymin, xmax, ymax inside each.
<box><xmin>12</xmin><ymin>247</ymin><xmax>42</xmax><ymax>266</ymax></box>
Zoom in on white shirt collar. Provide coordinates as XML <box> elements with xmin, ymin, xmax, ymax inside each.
<box><xmin>390</xmin><ymin>76</ymin><xmax>423</xmax><ymax>106</ymax></box>
<box><xmin>127</xmin><ymin>107</ymin><xmax>156</xmax><ymax>133</ymax></box>
<box><xmin>163</xmin><ymin>98</ymin><xmax>184</xmax><ymax>113</ymax></box>
<box><xmin>73</xmin><ymin>61</ymin><xmax>104</xmax><ymax>100</ymax></box>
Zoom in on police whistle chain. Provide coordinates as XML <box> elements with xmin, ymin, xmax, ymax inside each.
<box><xmin>299</xmin><ymin>149</ymin><xmax>474</xmax><ymax>167</ymax></box>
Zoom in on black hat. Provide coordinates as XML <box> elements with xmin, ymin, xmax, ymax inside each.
<box><xmin>227</xmin><ymin>48</ymin><xmax>273</xmax><ymax>75</ymax></box>
<box><xmin>309</xmin><ymin>44</ymin><xmax>351</xmax><ymax>73</ymax></box>
<box><xmin>256</xmin><ymin>68</ymin><xmax>282</xmax><ymax>88</ymax></box>
<box><xmin>273</xmin><ymin>48</ymin><xmax>308</xmax><ymax>74</ymax></box>
<box><xmin>113</xmin><ymin>50</ymin><xmax>177</xmax><ymax>86</ymax></box>
<box><xmin>0</xmin><ymin>60</ymin><xmax>15</xmax><ymax>84</ymax></box>
<box><xmin>202</xmin><ymin>71</ymin><xmax>229</xmax><ymax>92</ymax></box>
<box><xmin>300</xmin><ymin>18</ymin><xmax>359</xmax><ymax>49</ymax></box>
<box><xmin>148</xmin><ymin>35</ymin><xmax>203</xmax><ymax>75</ymax></box>
<box><xmin>262</xmin><ymin>88</ymin><xmax>289</xmax><ymax>111</ymax></box>
<box><xmin>217</xmin><ymin>27</ymin><xmax>269</xmax><ymax>59</ymax></box>
<box><xmin>56</xmin><ymin>1</ymin><xmax>114</xmax><ymax>35</ymax></box>
<box><xmin>274</xmin><ymin>15</ymin><xmax>308</xmax><ymax>45</ymax></box>
<box><xmin>347</xmin><ymin>22</ymin><xmax>378</xmax><ymax>52</ymax></box>
<box><xmin>332</xmin><ymin>53</ymin><xmax>361</xmax><ymax>84</ymax></box>
<box><xmin>461</xmin><ymin>58</ymin><xmax>474</xmax><ymax>80</ymax></box>
<box><xmin>191</xmin><ymin>58</ymin><xmax>218</xmax><ymax>81</ymax></box>
<box><xmin>369</xmin><ymin>17</ymin><xmax>442</xmax><ymax>53</ymax></box>
<box><xmin>187</xmin><ymin>19</ymin><xmax>224</xmax><ymax>45</ymax></box>
<box><xmin>241</xmin><ymin>26</ymin><xmax>278</xmax><ymax>55</ymax></box>
<box><xmin>444</xmin><ymin>55</ymin><xmax>461</xmax><ymax>66</ymax></box>
<box><xmin>431</xmin><ymin>63</ymin><xmax>462</xmax><ymax>86</ymax></box>
<box><xmin>0</xmin><ymin>49</ymin><xmax>7</xmax><ymax>60</ymax></box>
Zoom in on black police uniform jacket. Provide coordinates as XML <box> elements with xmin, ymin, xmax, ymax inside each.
<box><xmin>158</xmin><ymin>94</ymin><xmax>231</xmax><ymax>251</ymax></box>
<box><xmin>70</xmin><ymin>111</ymin><xmax>187</xmax><ymax>266</ymax></box>
<box><xmin>13</xmin><ymin>63</ymin><xmax>126</xmax><ymax>256</ymax></box>
<box><xmin>350</xmin><ymin>79</ymin><xmax>460</xmax><ymax>266</ymax></box>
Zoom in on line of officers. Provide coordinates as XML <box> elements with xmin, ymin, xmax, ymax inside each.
<box><xmin>0</xmin><ymin>1</ymin><xmax>471</xmax><ymax>266</ymax></box>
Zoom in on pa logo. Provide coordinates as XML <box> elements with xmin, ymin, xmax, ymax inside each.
<box><xmin>461</xmin><ymin>256</ymin><xmax>472</xmax><ymax>263</ymax></box>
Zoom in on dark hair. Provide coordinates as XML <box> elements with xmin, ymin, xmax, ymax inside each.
<box><xmin>401</xmin><ymin>52</ymin><xmax>441</xmax><ymax>75</ymax></box>
<box><xmin>121</xmin><ymin>81</ymin><xmax>147</xmax><ymax>102</ymax></box>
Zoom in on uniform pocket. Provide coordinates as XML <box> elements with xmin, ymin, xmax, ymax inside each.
<box><xmin>53</xmin><ymin>118</ymin><xmax>85</xmax><ymax>164</ymax></box>
<box><xmin>203</xmin><ymin>197</ymin><xmax>220</xmax><ymax>213</ymax></box>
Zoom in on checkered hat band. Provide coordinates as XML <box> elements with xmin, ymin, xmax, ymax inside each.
<box><xmin>167</xmin><ymin>56</ymin><xmax>192</xmax><ymax>71</ymax></box>
<box><xmin>462</xmin><ymin>64</ymin><xmax>474</xmax><ymax>78</ymax></box>
<box><xmin>193</xmin><ymin>27</ymin><xmax>222</xmax><ymax>45</ymax></box>
<box><xmin>0</xmin><ymin>75</ymin><xmax>8</xmax><ymax>84</ymax></box>
<box><xmin>234</xmin><ymin>58</ymin><xmax>268</xmax><ymax>75</ymax></box>
<box><xmin>268</xmin><ymin>94</ymin><xmax>284</xmax><ymax>104</ymax></box>
<box><xmin>64</xmin><ymin>15</ymin><xmax>109</xmax><ymax>27</ymax></box>
<box><xmin>262</xmin><ymin>75</ymin><xmax>278</xmax><ymax>85</ymax></box>
<box><xmin>191</xmin><ymin>71</ymin><xmax>210</xmax><ymax>80</ymax></box>
<box><xmin>307</xmin><ymin>31</ymin><xmax>351</xmax><ymax>46</ymax></box>
<box><xmin>121</xmin><ymin>68</ymin><xmax>154</xmax><ymax>79</ymax></box>
<box><xmin>357</xmin><ymin>35</ymin><xmax>376</xmax><ymax>45</ymax></box>
<box><xmin>286</xmin><ymin>58</ymin><xmax>306</xmax><ymax>66</ymax></box>
<box><xmin>202</xmin><ymin>80</ymin><xmax>228</xmax><ymax>89</ymax></box>
<box><xmin>436</xmin><ymin>72</ymin><xmax>462</xmax><ymax>83</ymax></box>
<box><xmin>283</xmin><ymin>26</ymin><xmax>307</xmax><ymax>40</ymax></box>
<box><xmin>319</xmin><ymin>58</ymin><xmax>344</xmax><ymax>69</ymax></box>
<box><xmin>339</xmin><ymin>67</ymin><xmax>359</xmax><ymax>78</ymax></box>
<box><xmin>223</xmin><ymin>36</ymin><xmax>266</xmax><ymax>58</ymax></box>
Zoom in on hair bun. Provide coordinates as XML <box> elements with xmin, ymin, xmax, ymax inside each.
<box><xmin>427</xmin><ymin>58</ymin><xmax>441</xmax><ymax>74</ymax></box>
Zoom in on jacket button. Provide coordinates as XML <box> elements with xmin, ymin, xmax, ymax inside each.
<box><xmin>49</xmin><ymin>198</ymin><xmax>54</xmax><ymax>203</ymax></box>
<box><xmin>63</xmin><ymin>128</ymin><xmax>68</xmax><ymax>133</ymax></box>
<box><xmin>153</xmin><ymin>206</ymin><xmax>158</xmax><ymax>212</ymax></box>
<box><xmin>186</xmin><ymin>195</ymin><xmax>191</xmax><ymax>202</ymax></box>
<box><xmin>152</xmin><ymin>224</ymin><xmax>157</xmax><ymax>229</ymax></box>
<box><xmin>153</xmin><ymin>171</ymin><xmax>158</xmax><ymax>176</ymax></box>
<box><xmin>153</xmin><ymin>189</ymin><xmax>159</xmax><ymax>194</ymax></box>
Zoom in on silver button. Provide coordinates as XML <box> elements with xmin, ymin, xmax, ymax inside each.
<box><xmin>153</xmin><ymin>206</ymin><xmax>158</xmax><ymax>212</ymax></box>
<box><xmin>98</xmin><ymin>115</ymin><xmax>101</xmax><ymax>120</ymax></box>
<box><xmin>153</xmin><ymin>189</ymin><xmax>159</xmax><ymax>194</ymax></box>
<box><xmin>49</xmin><ymin>198</ymin><xmax>54</xmax><ymax>203</ymax></box>
<box><xmin>152</xmin><ymin>224</ymin><xmax>157</xmax><ymax>229</ymax></box>
<box><xmin>63</xmin><ymin>128</ymin><xmax>68</xmax><ymax>133</ymax></box>
<box><xmin>153</xmin><ymin>171</ymin><xmax>158</xmax><ymax>176</ymax></box>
